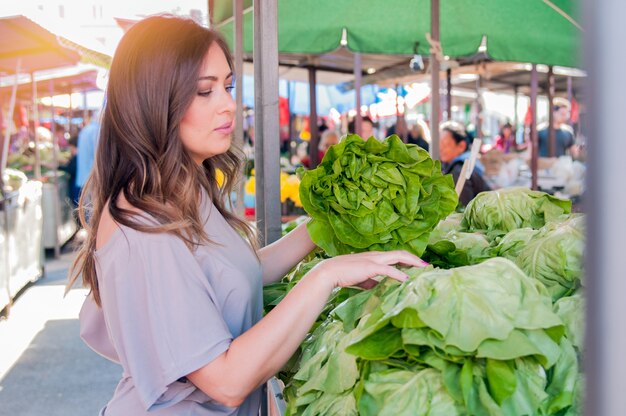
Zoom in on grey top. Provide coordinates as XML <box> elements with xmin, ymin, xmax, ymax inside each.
<box><xmin>79</xmin><ymin>193</ymin><xmax>263</xmax><ymax>415</ymax></box>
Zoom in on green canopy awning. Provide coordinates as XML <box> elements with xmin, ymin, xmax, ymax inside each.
<box><xmin>215</xmin><ymin>0</ymin><xmax>581</xmax><ymax>68</ymax></box>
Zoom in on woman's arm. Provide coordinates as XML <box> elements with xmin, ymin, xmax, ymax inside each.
<box><xmin>258</xmin><ymin>220</ymin><xmax>316</xmax><ymax>285</ymax></box>
<box><xmin>187</xmin><ymin>250</ymin><xmax>426</xmax><ymax>407</ymax></box>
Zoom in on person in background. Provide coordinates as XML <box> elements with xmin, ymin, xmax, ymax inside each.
<box><xmin>537</xmin><ymin>97</ymin><xmax>575</xmax><ymax>157</ymax></box>
<box><xmin>348</xmin><ymin>115</ymin><xmax>375</xmax><ymax>140</ymax></box>
<box><xmin>53</xmin><ymin>124</ymin><xmax>69</xmax><ymax>149</ymax></box>
<box><xmin>59</xmin><ymin>135</ymin><xmax>80</xmax><ymax>208</ymax></box>
<box><xmin>439</xmin><ymin>121</ymin><xmax>491</xmax><ymax>206</ymax></box>
<box><xmin>299</xmin><ymin>130</ymin><xmax>339</xmax><ymax>168</ymax></box>
<box><xmin>71</xmin><ymin>15</ymin><xmax>425</xmax><ymax>416</ymax></box>
<box><xmin>493</xmin><ymin>122</ymin><xmax>526</xmax><ymax>153</ymax></box>
<box><xmin>76</xmin><ymin>109</ymin><xmax>101</xmax><ymax>197</ymax></box>
<box><xmin>407</xmin><ymin>121</ymin><xmax>430</xmax><ymax>151</ymax></box>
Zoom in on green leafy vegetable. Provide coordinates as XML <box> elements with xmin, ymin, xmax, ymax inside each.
<box><xmin>462</xmin><ymin>187</ymin><xmax>572</xmax><ymax>237</ymax></box>
<box><xmin>553</xmin><ymin>291</ymin><xmax>584</xmax><ymax>350</ymax></box>
<box><xmin>298</xmin><ymin>134</ymin><xmax>457</xmax><ymax>256</ymax></box>
<box><xmin>515</xmin><ymin>215</ymin><xmax>585</xmax><ymax>300</ymax></box>
<box><xmin>496</xmin><ymin>228</ymin><xmax>540</xmax><ymax>261</ymax></box>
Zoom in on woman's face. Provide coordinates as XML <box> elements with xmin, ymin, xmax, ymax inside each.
<box><xmin>361</xmin><ymin>121</ymin><xmax>374</xmax><ymax>139</ymax></box>
<box><xmin>439</xmin><ymin>130</ymin><xmax>466</xmax><ymax>163</ymax></box>
<box><xmin>180</xmin><ymin>42</ymin><xmax>236</xmax><ymax>165</ymax></box>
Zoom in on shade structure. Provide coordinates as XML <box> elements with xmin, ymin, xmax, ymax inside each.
<box><xmin>0</xmin><ymin>15</ymin><xmax>81</xmax><ymax>74</ymax></box>
<box><xmin>0</xmin><ymin>69</ymin><xmax>99</xmax><ymax>101</ymax></box>
<box><xmin>215</xmin><ymin>0</ymin><xmax>581</xmax><ymax>69</ymax></box>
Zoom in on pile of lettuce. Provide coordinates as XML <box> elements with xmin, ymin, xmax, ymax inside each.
<box><xmin>274</xmin><ymin>164</ymin><xmax>585</xmax><ymax>414</ymax></box>
<box><xmin>298</xmin><ymin>135</ymin><xmax>457</xmax><ymax>256</ymax></box>
<box><xmin>283</xmin><ymin>259</ymin><xmax>580</xmax><ymax>416</ymax></box>
<box><xmin>461</xmin><ymin>187</ymin><xmax>572</xmax><ymax>237</ymax></box>
<box><xmin>423</xmin><ymin>189</ymin><xmax>583</xmax><ymax>300</ymax></box>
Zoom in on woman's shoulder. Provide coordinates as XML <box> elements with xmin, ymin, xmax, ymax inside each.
<box><xmin>96</xmin><ymin>195</ymin><xmax>181</xmax><ymax>255</ymax></box>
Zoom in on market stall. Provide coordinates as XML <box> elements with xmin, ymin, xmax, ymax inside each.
<box><xmin>0</xmin><ymin>14</ymin><xmax>81</xmax><ymax>312</ymax></box>
<box><xmin>1</xmin><ymin>68</ymin><xmax>101</xmax><ymax>251</ymax></box>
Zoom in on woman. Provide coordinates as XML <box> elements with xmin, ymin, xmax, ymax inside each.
<box><xmin>493</xmin><ymin>122</ymin><xmax>524</xmax><ymax>153</ymax></box>
<box><xmin>439</xmin><ymin>121</ymin><xmax>491</xmax><ymax>206</ymax></box>
<box><xmin>69</xmin><ymin>15</ymin><xmax>425</xmax><ymax>415</ymax></box>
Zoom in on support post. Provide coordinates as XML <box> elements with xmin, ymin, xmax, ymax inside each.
<box><xmin>547</xmin><ymin>66</ymin><xmax>556</xmax><ymax>157</ymax></box>
<box><xmin>308</xmin><ymin>67</ymin><xmax>319</xmax><ymax>167</ymax></box>
<box><xmin>354</xmin><ymin>53</ymin><xmax>362</xmax><ymax>136</ymax></box>
<box><xmin>530</xmin><ymin>65</ymin><xmax>539</xmax><ymax>190</ymax></box>
<box><xmin>253</xmin><ymin>0</ymin><xmax>281</xmax><ymax>245</ymax></box>
<box><xmin>233</xmin><ymin>0</ymin><xmax>245</xmax><ymax>216</ymax></box>
<box><xmin>430</xmin><ymin>0</ymin><xmax>441</xmax><ymax>159</ymax></box>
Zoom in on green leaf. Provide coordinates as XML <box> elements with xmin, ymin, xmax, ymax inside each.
<box><xmin>544</xmin><ymin>338</ymin><xmax>580</xmax><ymax>414</ymax></box>
<box><xmin>345</xmin><ymin>325</ymin><xmax>404</xmax><ymax>360</ymax></box>
<box><xmin>553</xmin><ymin>291</ymin><xmax>584</xmax><ymax>350</ymax></box>
<box><xmin>359</xmin><ymin>368</ymin><xmax>462</xmax><ymax>416</ymax></box>
<box><xmin>515</xmin><ymin>215</ymin><xmax>585</xmax><ymax>301</ymax></box>
<box><xmin>485</xmin><ymin>359</ymin><xmax>517</xmax><ymax>405</ymax></box>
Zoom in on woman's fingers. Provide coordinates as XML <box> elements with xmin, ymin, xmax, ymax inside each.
<box><xmin>367</xmin><ymin>250</ymin><xmax>428</xmax><ymax>268</ymax></box>
<box><xmin>376</xmin><ymin>265</ymin><xmax>409</xmax><ymax>283</ymax></box>
<box><xmin>357</xmin><ymin>278</ymin><xmax>379</xmax><ymax>290</ymax></box>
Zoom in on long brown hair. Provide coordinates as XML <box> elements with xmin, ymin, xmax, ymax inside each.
<box><xmin>68</xmin><ymin>15</ymin><xmax>256</xmax><ymax>305</ymax></box>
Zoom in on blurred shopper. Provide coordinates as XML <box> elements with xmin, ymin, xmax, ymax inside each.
<box><xmin>407</xmin><ymin>121</ymin><xmax>430</xmax><ymax>151</ymax></box>
<box><xmin>59</xmin><ymin>135</ymin><xmax>80</xmax><ymax>208</ymax></box>
<box><xmin>71</xmin><ymin>15</ymin><xmax>424</xmax><ymax>416</ymax></box>
<box><xmin>76</xmin><ymin>109</ymin><xmax>101</xmax><ymax>197</ymax></box>
<box><xmin>494</xmin><ymin>122</ymin><xmax>526</xmax><ymax>153</ymax></box>
<box><xmin>53</xmin><ymin>124</ymin><xmax>69</xmax><ymax>149</ymax></box>
<box><xmin>300</xmin><ymin>129</ymin><xmax>340</xmax><ymax>168</ymax></box>
<box><xmin>439</xmin><ymin>121</ymin><xmax>491</xmax><ymax>206</ymax></box>
<box><xmin>538</xmin><ymin>97</ymin><xmax>575</xmax><ymax>157</ymax></box>
<box><xmin>348</xmin><ymin>115</ymin><xmax>375</xmax><ymax>140</ymax></box>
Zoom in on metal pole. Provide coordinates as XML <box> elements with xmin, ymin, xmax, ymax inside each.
<box><xmin>308</xmin><ymin>67</ymin><xmax>319</xmax><ymax>167</ymax></box>
<box><xmin>233</xmin><ymin>0</ymin><xmax>245</xmax><ymax>216</ymax></box>
<box><xmin>475</xmin><ymin>75</ymin><xmax>482</xmax><ymax>139</ymax></box>
<box><xmin>446</xmin><ymin>68</ymin><xmax>452</xmax><ymax>121</ymax></box>
<box><xmin>49</xmin><ymin>80</ymin><xmax>61</xmax><ymax>258</ymax></box>
<box><xmin>82</xmin><ymin>92</ymin><xmax>88</xmax><ymax>126</ymax></box>
<box><xmin>567</xmin><ymin>76</ymin><xmax>573</xmax><ymax>125</ymax></box>
<box><xmin>2</xmin><ymin>59</ymin><xmax>20</xmax><ymax>173</ymax></box>
<box><xmin>67</xmin><ymin>89</ymin><xmax>73</xmax><ymax>133</ymax></box>
<box><xmin>430</xmin><ymin>0</ymin><xmax>441</xmax><ymax>159</ymax></box>
<box><xmin>547</xmin><ymin>66</ymin><xmax>556</xmax><ymax>157</ymax></box>
<box><xmin>513</xmin><ymin>85</ymin><xmax>519</xmax><ymax>129</ymax></box>
<box><xmin>354</xmin><ymin>53</ymin><xmax>362</xmax><ymax>136</ymax></box>
<box><xmin>253</xmin><ymin>0</ymin><xmax>281</xmax><ymax>245</ymax></box>
<box><xmin>530</xmin><ymin>65</ymin><xmax>538</xmax><ymax>190</ymax></box>
<box><xmin>32</xmin><ymin>73</ymin><xmax>41</xmax><ymax>180</ymax></box>
<box><xmin>585</xmin><ymin>0</ymin><xmax>626</xmax><ymax>414</ymax></box>
<box><xmin>287</xmin><ymin>81</ymin><xmax>295</xmax><ymax>159</ymax></box>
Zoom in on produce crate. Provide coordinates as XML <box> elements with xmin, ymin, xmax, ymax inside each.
<box><xmin>264</xmin><ymin>378</ymin><xmax>286</xmax><ymax>416</ymax></box>
<box><xmin>42</xmin><ymin>176</ymin><xmax>78</xmax><ymax>249</ymax></box>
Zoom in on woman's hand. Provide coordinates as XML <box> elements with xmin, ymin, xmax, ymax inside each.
<box><xmin>309</xmin><ymin>250</ymin><xmax>428</xmax><ymax>289</ymax></box>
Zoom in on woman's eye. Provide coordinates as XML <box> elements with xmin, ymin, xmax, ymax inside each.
<box><xmin>197</xmin><ymin>90</ymin><xmax>212</xmax><ymax>97</ymax></box>
<box><xmin>225</xmin><ymin>85</ymin><xmax>235</xmax><ymax>92</ymax></box>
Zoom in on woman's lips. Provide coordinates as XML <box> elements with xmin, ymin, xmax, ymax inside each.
<box><xmin>215</xmin><ymin>121</ymin><xmax>234</xmax><ymax>134</ymax></box>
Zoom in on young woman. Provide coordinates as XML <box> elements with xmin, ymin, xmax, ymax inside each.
<box><xmin>70</xmin><ymin>15</ymin><xmax>425</xmax><ymax>416</ymax></box>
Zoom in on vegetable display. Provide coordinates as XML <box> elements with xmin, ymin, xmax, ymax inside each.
<box><xmin>269</xmin><ymin>137</ymin><xmax>583</xmax><ymax>415</ymax></box>
<box><xmin>283</xmin><ymin>260</ymin><xmax>578</xmax><ymax>416</ymax></box>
